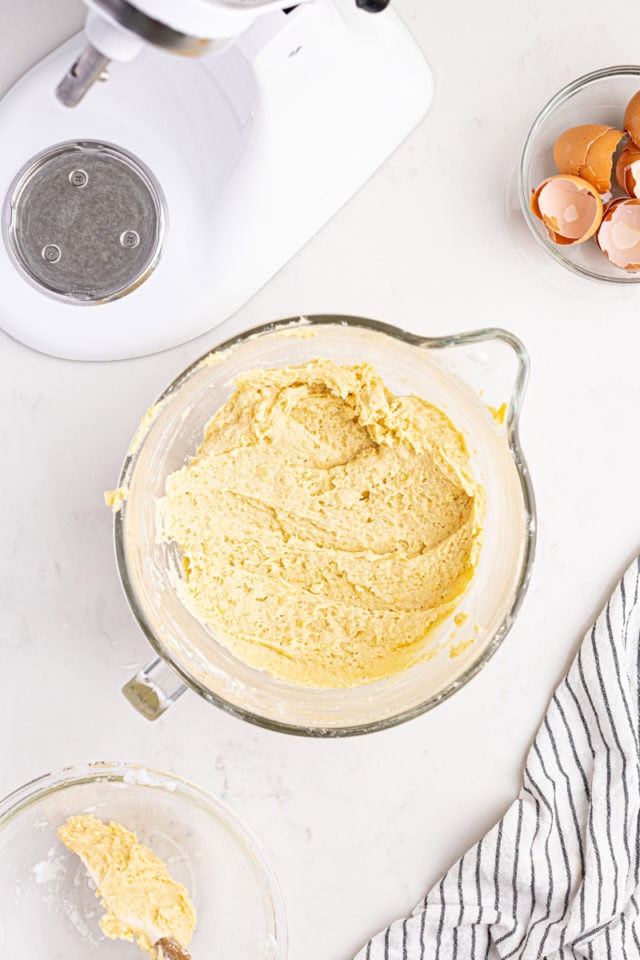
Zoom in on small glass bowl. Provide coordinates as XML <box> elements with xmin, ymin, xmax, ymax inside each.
<box><xmin>0</xmin><ymin>761</ymin><xmax>286</xmax><ymax>958</ymax></box>
<box><xmin>520</xmin><ymin>65</ymin><xmax>640</xmax><ymax>283</ymax></box>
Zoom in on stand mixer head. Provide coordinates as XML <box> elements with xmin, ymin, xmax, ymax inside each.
<box><xmin>56</xmin><ymin>0</ymin><xmax>390</xmax><ymax>106</ymax></box>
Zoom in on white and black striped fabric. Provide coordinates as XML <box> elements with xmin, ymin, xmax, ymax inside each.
<box><xmin>356</xmin><ymin>556</ymin><xmax>640</xmax><ymax>959</ymax></box>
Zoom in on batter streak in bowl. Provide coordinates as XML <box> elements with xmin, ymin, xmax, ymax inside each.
<box><xmin>161</xmin><ymin>359</ymin><xmax>484</xmax><ymax>688</ymax></box>
<box><xmin>58</xmin><ymin>814</ymin><xmax>196</xmax><ymax>955</ymax></box>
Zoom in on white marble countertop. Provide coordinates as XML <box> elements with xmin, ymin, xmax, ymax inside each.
<box><xmin>3</xmin><ymin>1</ymin><xmax>640</xmax><ymax>958</ymax></box>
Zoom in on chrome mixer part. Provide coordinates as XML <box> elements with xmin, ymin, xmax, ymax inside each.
<box><xmin>56</xmin><ymin>43</ymin><xmax>111</xmax><ymax>108</ymax></box>
<box><xmin>87</xmin><ymin>0</ymin><xmax>217</xmax><ymax>54</ymax></box>
<box><xmin>3</xmin><ymin>140</ymin><xmax>166</xmax><ymax>305</ymax></box>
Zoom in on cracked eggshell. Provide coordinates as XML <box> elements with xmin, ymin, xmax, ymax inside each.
<box><xmin>615</xmin><ymin>143</ymin><xmax>640</xmax><ymax>198</ymax></box>
<box><xmin>597</xmin><ymin>197</ymin><xmax>640</xmax><ymax>270</ymax></box>
<box><xmin>530</xmin><ymin>174</ymin><xmax>603</xmax><ymax>245</ymax></box>
<box><xmin>624</xmin><ymin>91</ymin><xmax>640</xmax><ymax>148</ymax></box>
<box><xmin>553</xmin><ymin>124</ymin><xmax>624</xmax><ymax>195</ymax></box>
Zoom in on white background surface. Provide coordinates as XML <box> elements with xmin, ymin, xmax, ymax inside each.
<box><xmin>2</xmin><ymin>1</ymin><xmax>640</xmax><ymax>958</ymax></box>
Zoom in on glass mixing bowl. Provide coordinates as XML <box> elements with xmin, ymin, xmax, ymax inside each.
<box><xmin>520</xmin><ymin>65</ymin><xmax>640</xmax><ymax>283</ymax></box>
<box><xmin>0</xmin><ymin>761</ymin><xmax>286</xmax><ymax>958</ymax></box>
<box><xmin>114</xmin><ymin>316</ymin><xmax>536</xmax><ymax>735</ymax></box>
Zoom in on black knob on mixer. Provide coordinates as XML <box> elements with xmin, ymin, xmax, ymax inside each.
<box><xmin>356</xmin><ymin>0</ymin><xmax>390</xmax><ymax>10</ymax></box>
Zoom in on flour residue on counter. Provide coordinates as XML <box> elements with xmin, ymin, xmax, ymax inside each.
<box><xmin>161</xmin><ymin>358</ymin><xmax>484</xmax><ymax>687</ymax></box>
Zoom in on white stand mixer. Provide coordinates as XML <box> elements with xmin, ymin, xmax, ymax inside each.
<box><xmin>0</xmin><ymin>0</ymin><xmax>432</xmax><ymax>360</ymax></box>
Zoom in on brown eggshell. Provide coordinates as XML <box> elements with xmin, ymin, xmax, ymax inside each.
<box><xmin>530</xmin><ymin>174</ymin><xmax>603</xmax><ymax>245</ymax></box>
<box><xmin>615</xmin><ymin>143</ymin><xmax>640</xmax><ymax>197</ymax></box>
<box><xmin>597</xmin><ymin>197</ymin><xmax>640</xmax><ymax>270</ymax></box>
<box><xmin>624</xmin><ymin>91</ymin><xmax>640</xmax><ymax>148</ymax></box>
<box><xmin>553</xmin><ymin>124</ymin><xmax>624</xmax><ymax>194</ymax></box>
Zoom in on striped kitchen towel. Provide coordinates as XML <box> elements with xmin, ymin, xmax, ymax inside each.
<box><xmin>355</xmin><ymin>556</ymin><xmax>640</xmax><ymax>959</ymax></box>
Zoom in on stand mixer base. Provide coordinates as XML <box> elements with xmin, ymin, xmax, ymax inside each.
<box><xmin>0</xmin><ymin>2</ymin><xmax>432</xmax><ymax>360</ymax></box>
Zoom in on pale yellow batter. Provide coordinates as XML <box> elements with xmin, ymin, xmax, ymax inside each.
<box><xmin>58</xmin><ymin>815</ymin><xmax>196</xmax><ymax>955</ymax></box>
<box><xmin>162</xmin><ymin>359</ymin><xmax>483</xmax><ymax>687</ymax></box>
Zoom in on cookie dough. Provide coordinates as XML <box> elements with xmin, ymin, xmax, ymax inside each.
<box><xmin>58</xmin><ymin>815</ymin><xmax>196</xmax><ymax>955</ymax></box>
<box><xmin>162</xmin><ymin>359</ymin><xmax>483</xmax><ymax>687</ymax></box>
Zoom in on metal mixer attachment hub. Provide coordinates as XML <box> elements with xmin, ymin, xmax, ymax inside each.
<box><xmin>3</xmin><ymin>140</ymin><xmax>166</xmax><ymax>304</ymax></box>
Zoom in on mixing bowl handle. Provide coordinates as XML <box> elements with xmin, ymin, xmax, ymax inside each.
<box><xmin>417</xmin><ymin>326</ymin><xmax>529</xmax><ymax>436</ymax></box>
<box><xmin>122</xmin><ymin>657</ymin><xmax>188</xmax><ymax>720</ymax></box>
